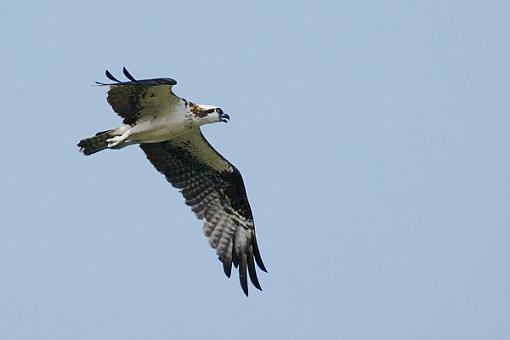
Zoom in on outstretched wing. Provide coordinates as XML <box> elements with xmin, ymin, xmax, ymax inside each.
<box><xmin>140</xmin><ymin>130</ymin><xmax>267</xmax><ymax>296</ymax></box>
<box><xmin>96</xmin><ymin>67</ymin><xmax>180</xmax><ymax>125</ymax></box>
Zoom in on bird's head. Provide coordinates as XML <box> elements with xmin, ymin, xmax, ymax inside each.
<box><xmin>190</xmin><ymin>103</ymin><xmax>230</xmax><ymax>125</ymax></box>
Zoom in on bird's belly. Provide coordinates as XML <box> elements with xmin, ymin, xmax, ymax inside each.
<box><xmin>129</xmin><ymin>116</ymin><xmax>192</xmax><ymax>143</ymax></box>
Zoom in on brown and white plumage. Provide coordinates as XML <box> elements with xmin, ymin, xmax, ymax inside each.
<box><xmin>78</xmin><ymin>68</ymin><xmax>266</xmax><ymax>295</ymax></box>
<box><xmin>140</xmin><ymin>132</ymin><xmax>266</xmax><ymax>294</ymax></box>
<box><xmin>99</xmin><ymin>68</ymin><xmax>180</xmax><ymax>125</ymax></box>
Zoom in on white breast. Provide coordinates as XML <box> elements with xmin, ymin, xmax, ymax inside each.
<box><xmin>129</xmin><ymin>100</ymin><xmax>193</xmax><ymax>143</ymax></box>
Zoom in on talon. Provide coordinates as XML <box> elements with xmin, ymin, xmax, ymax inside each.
<box><xmin>106</xmin><ymin>129</ymin><xmax>131</xmax><ymax>148</ymax></box>
<box><xmin>107</xmin><ymin>136</ymin><xmax>123</xmax><ymax>148</ymax></box>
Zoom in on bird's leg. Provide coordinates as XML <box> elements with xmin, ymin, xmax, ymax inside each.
<box><xmin>107</xmin><ymin>129</ymin><xmax>132</xmax><ymax>148</ymax></box>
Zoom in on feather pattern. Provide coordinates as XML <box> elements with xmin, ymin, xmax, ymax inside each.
<box><xmin>96</xmin><ymin>68</ymin><xmax>179</xmax><ymax>125</ymax></box>
<box><xmin>140</xmin><ymin>130</ymin><xmax>266</xmax><ymax>296</ymax></box>
<box><xmin>82</xmin><ymin>68</ymin><xmax>266</xmax><ymax>296</ymax></box>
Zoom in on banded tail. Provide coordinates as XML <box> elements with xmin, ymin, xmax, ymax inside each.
<box><xmin>78</xmin><ymin>130</ymin><xmax>114</xmax><ymax>155</ymax></box>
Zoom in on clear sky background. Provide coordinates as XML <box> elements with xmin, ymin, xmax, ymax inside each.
<box><xmin>0</xmin><ymin>1</ymin><xmax>508</xmax><ymax>339</ymax></box>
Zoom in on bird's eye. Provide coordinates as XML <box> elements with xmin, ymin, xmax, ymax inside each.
<box><xmin>215</xmin><ymin>108</ymin><xmax>223</xmax><ymax>114</ymax></box>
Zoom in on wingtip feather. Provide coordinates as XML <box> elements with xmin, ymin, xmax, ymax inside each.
<box><xmin>247</xmin><ymin>247</ymin><xmax>262</xmax><ymax>291</ymax></box>
<box><xmin>122</xmin><ymin>67</ymin><xmax>137</xmax><ymax>82</ymax></box>
<box><xmin>252</xmin><ymin>237</ymin><xmax>267</xmax><ymax>272</ymax></box>
<box><xmin>239</xmin><ymin>253</ymin><xmax>248</xmax><ymax>296</ymax></box>
<box><xmin>105</xmin><ymin>69</ymin><xmax>120</xmax><ymax>83</ymax></box>
<box><xmin>222</xmin><ymin>259</ymin><xmax>232</xmax><ymax>278</ymax></box>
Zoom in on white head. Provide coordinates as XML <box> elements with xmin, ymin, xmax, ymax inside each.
<box><xmin>189</xmin><ymin>103</ymin><xmax>230</xmax><ymax>126</ymax></box>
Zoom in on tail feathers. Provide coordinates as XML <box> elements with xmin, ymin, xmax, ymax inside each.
<box><xmin>78</xmin><ymin>130</ymin><xmax>114</xmax><ymax>155</ymax></box>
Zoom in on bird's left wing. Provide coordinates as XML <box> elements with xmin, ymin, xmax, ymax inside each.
<box><xmin>139</xmin><ymin>129</ymin><xmax>267</xmax><ymax>296</ymax></box>
<box><xmin>96</xmin><ymin>67</ymin><xmax>181</xmax><ymax>125</ymax></box>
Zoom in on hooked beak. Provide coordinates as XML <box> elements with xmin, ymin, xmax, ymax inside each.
<box><xmin>220</xmin><ymin>113</ymin><xmax>230</xmax><ymax>123</ymax></box>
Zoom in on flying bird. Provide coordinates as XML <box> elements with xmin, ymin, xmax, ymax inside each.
<box><xmin>78</xmin><ymin>68</ymin><xmax>266</xmax><ymax>295</ymax></box>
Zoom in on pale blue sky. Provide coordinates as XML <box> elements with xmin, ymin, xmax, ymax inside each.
<box><xmin>0</xmin><ymin>1</ymin><xmax>509</xmax><ymax>339</ymax></box>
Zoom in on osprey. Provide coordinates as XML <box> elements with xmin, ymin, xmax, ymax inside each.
<box><xmin>78</xmin><ymin>68</ymin><xmax>266</xmax><ymax>296</ymax></box>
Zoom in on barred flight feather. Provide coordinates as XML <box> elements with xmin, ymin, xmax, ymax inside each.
<box><xmin>140</xmin><ymin>130</ymin><xmax>266</xmax><ymax>296</ymax></box>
